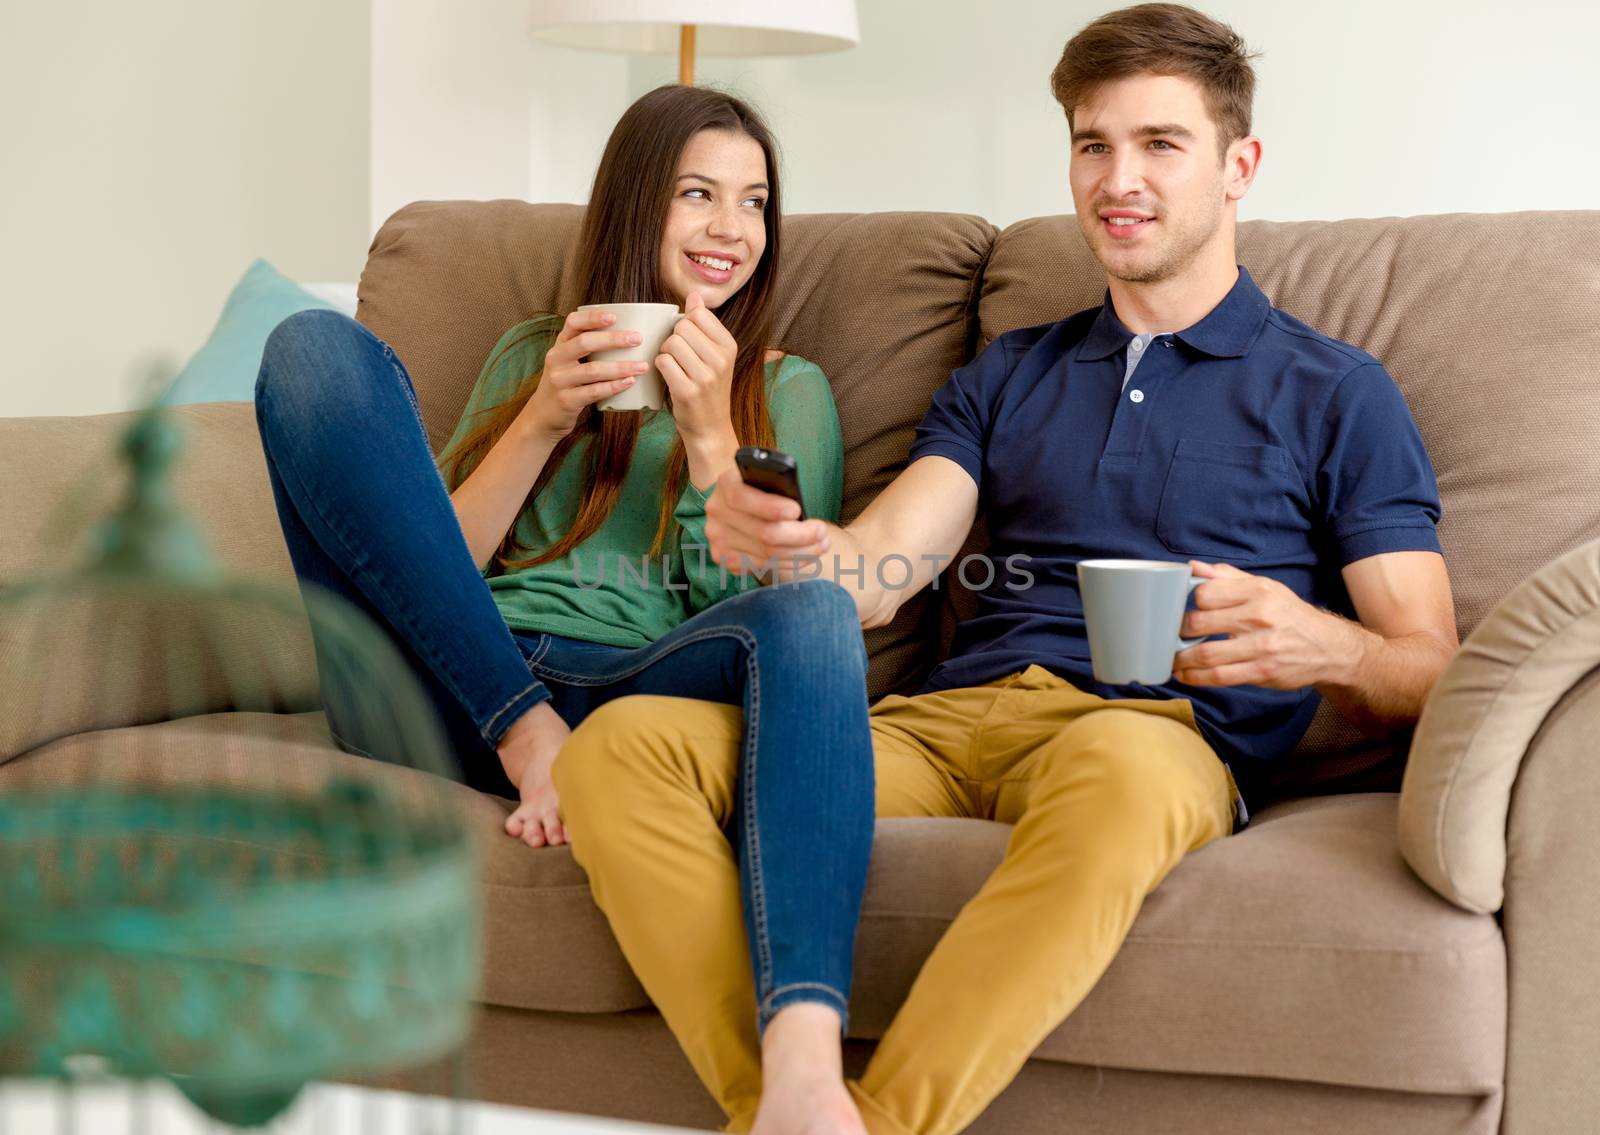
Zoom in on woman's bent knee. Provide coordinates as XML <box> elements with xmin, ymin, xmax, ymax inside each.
<box><xmin>257</xmin><ymin>309</ymin><xmax>372</xmax><ymax>405</ymax></box>
<box><xmin>729</xmin><ymin>579</ymin><xmax>865</xmax><ymax>669</ymax></box>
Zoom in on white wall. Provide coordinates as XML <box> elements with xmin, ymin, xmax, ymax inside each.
<box><xmin>7</xmin><ymin>1</ymin><xmax>1598</xmax><ymax>418</ymax></box>
<box><xmin>370</xmin><ymin>0</ymin><xmax>629</xmax><ymax>234</ymax></box>
<box><xmin>628</xmin><ymin>0</ymin><xmax>1600</xmax><ymax>225</ymax></box>
<box><xmin>0</xmin><ymin>1</ymin><xmax>371</xmax><ymax>418</ymax></box>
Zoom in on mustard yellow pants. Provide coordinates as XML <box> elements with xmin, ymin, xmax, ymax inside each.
<box><xmin>554</xmin><ymin>664</ymin><xmax>1235</xmax><ymax>1135</ymax></box>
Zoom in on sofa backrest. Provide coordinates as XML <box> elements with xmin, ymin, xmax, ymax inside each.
<box><xmin>981</xmin><ymin>211</ymin><xmax>1600</xmax><ymax>795</ymax></box>
<box><xmin>359</xmin><ymin>201</ymin><xmax>997</xmax><ymax>697</ymax></box>
<box><xmin>10</xmin><ymin>203</ymin><xmax>1577</xmax><ymax>787</ymax></box>
<box><xmin>359</xmin><ymin>202</ymin><xmax>1600</xmax><ymax>792</ymax></box>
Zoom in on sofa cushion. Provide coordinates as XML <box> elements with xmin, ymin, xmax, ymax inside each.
<box><xmin>978</xmin><ymin>211</ymin><xmax>1600</xmax><ymax>793</ymax></box>
<box><xmin>11</xmin><ymin>716</ymin><xmax>1502</xmax><ymax>1095</ymax></box>
<box><xmin>0</xmin><ymin>405</ymin><xmax>319</xmax><ymax>762</ymax></box>
<box><xmin>1402</xmin><ymin>535</ymin><xmax>1600</xmax><ymax>915</ymax></box>
<box><xmin>852</xmin><ymin>794</ymin><xmax>1504</xmax><ymax>1096</ymax></box>
<box><xmin>357</xmin><ymin>202</ymin><xmax>997</xmax><ymax>697</ymax></box>
<box><xmin>166</xmin><ymin>259</ymin><xmax>342</xmax><ymax>405</ymax></box>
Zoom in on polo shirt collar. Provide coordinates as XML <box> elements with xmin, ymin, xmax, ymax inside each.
<box><xmin>1076</xmin><ymin>265</ymin><xmax>1270</xmax><ymax>361</ymax></box>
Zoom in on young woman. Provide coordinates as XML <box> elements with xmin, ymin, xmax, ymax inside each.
<box><xmin>254</xmin><ymin>85</ymin><xmax>875</xmax><ymax>1130</ymax></box>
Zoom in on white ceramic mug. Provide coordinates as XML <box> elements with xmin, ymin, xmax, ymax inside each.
<box><xmin>577</xmin><ymin>302</ymin><xmax>681</xmax><ymax>411</ymax></box>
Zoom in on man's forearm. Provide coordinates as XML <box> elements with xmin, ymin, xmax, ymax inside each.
<box><xmin>1314</xmin><ymin>615</ymin><xmax>1456</xmax><ymax>739</ymax></box>
<box><xmin>796</xmin><ymin>522</ymin><xmax>896</xmax><ymax>628</ymax></box>
<box><xmin>760</xmin><ymin>520</ymin><xmax>941</xmax><ymax>628</ymax></box>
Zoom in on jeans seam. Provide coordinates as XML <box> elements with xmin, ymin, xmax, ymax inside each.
<box><xmin>386</xmin><ymin>352</ymin><xmax>437</xmax><ymax>452</ymax></box>
<box><xmin>524</xmin><ymin>634</ymin><xmax>554</xmax><ymax>670</ymax></box>
<box><xmin>527</xmin><ymin>624</ymin><xmax>753</xmax><ymax>685</ymax></box>
<box><xmin>482</xmin><ymin>682</ymin><xmax>550</xmax><ymax>741</ymax></box>
<box><xmin>740</xmin><ymin>630</ymin><xmax>773</xmax><ymax>1005</ymax></box>
<box><xmin>760</xmin><ymin>982</ymin><xmax>848</xmax><ymax>1023</ymax></box>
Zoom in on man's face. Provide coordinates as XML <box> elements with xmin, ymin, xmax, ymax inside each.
<box><xmin>1068</xmin><ymin>73</ymin><xmax>1233</xmax><ymax>285</ymax></box>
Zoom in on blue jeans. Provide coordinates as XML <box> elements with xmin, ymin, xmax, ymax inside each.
<box><xmin>253</xmin><ymin>308</ymin><xmax>874</xmax><ymax>1031</ymax></box>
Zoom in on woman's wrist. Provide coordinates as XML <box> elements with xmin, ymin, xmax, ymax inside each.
<box><xmin>683</xmin><ymin>427</ymin><xmax>740</xmax><ymax>492</ymax></box>
<box><xmin>510</xmin><ymin>403</ymin><xmax>567</xmax><ymax>451</ymax></box>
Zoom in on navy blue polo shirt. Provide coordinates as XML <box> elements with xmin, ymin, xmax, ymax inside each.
<box><xmin>909</xmin><ymin>266</ymin><xmax>1442</xmax><ymax>803</ymax></box>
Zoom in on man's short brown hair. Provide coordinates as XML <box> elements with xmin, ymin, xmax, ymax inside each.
<box><xmin>1050</xmin><ymin>3</ymin><xmax>1259</xmax><ymax>161</ymax></box>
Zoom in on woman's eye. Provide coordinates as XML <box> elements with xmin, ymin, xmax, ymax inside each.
<box><xmin>743</xmin><ymin>197</ymin><xmax>767</xmax><ymax>210</ymax></box>
<box><xmin>684</xmin><ymin>188</ymin><xmax>709</xmax><ymax>200</ymax></box>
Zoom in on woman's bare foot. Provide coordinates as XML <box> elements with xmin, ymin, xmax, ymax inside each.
<box><xmin>498</xmin><ymin>701</ymin><xmax>571</xmax><ymax>848</ymax></box>
<box><xmin>750</xmin><ymin>1004</ymin><xmax>867</xmax><ymax>1135</ymax></box>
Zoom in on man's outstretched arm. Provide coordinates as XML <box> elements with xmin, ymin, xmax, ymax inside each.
<box><xmin>703</xmin><ymin>455</ymin><xmax>979</xmax><ymax>628</ymax></box>
<box><xmin>1174</xmin><ymin>550</ymin><xmax>1458</xmax><ymax>738</ymax></box>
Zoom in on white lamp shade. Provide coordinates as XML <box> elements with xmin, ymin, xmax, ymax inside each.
<box><xmin>527</xmin><ymin>0</ymin><xmax>859</xmax><ymax>57</ymax></box>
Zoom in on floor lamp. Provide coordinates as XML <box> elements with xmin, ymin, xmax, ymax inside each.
<box><xmin>527</xmin><ymin>0</ymin><xmax>860</xmax><ymax>86</ymax></box>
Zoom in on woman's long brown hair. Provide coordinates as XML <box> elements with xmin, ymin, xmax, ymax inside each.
<box><xmin>439</xmin><ymin>86</ymin><xmax>781</xmax><ymax>572</ymax></box>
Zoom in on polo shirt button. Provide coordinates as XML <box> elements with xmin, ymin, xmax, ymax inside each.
<box><xmin>1131</xmin><ymin>339</ymin><xmax>1144</xmax><ymax>352</ymax></box>
<box><xmin>1129</xmin><ymin>389</ymin><xmax>1145</xmax><ymax>403</ymax></box>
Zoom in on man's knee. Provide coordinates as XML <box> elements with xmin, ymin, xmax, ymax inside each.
<box><xmin>1043</xmin><ymin>709</ymin><xmax>1223</xmax><ymax>829</ymax></box>
<box><xmin>554</xmin><ymin>695</ymin><xmax>742</xmax><ymax>812</ymax></box>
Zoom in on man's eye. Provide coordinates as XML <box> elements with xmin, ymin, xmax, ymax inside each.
<box><xmin>1082</xmin><ymin>143</ymin><xmax>1106</xmax><ymax>154</ymax></box>
<box><xmin>1150</xmin><ymin>140</ymin><xmax>1173</xmax><ymax>151</ymax></box>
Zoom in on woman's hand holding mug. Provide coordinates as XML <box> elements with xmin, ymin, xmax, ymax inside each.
<box><xmin>657</xmin><ymin>291</ymin><xmax>739</xmax><ymax>452</ymax></box>
<box><xmin>519</xmin><ymin>309</ymin><xmax>650</xmax><ymax>442</ymax></box>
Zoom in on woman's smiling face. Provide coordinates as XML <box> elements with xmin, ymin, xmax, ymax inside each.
<box><xmin>657</xmin><ymin>128</ymin><xmax>770</xmax><ymax>308</ymax></box>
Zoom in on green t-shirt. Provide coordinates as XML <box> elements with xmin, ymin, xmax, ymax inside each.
<box><xmin>440</xmin><ymin>315</ymin><xmax>845</xmax><ymax>649</ymax></box>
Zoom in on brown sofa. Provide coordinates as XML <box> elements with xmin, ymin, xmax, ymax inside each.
<box><xmin>4</xmin><ymin>203</ymin><xmax>1599</xmax><ymax>1134</ymax></box>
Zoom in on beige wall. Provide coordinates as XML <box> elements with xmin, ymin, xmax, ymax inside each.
<box><xmin>627</xmin><ymin>0</ymin><xmax>1600</xmax><ymax>225</ymax></box>
<box><xmin>0</xmin><ymin>1</ymin><xmax>371</xmax><ymax>418</ymax></box>
<box><xmin>6</xmin><ymin>0</ymin><xmax>1598</xmax><ymax>418</ymax></box>
<box><xmin>370</xmin><ymin>0</ymin><xmax>629</xmax><ymax>235</ymax></box>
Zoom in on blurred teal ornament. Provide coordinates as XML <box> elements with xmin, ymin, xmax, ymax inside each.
<box><xmin>0</xmin><ymin>359</ymin><xmax>482</xmax><ymax>1127</ymax></box>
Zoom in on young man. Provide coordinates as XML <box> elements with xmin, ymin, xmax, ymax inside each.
<box><xmin>553</xmin><ymin>5</ymin><xmax>1458</xmax><ymax>1134</ymax></box>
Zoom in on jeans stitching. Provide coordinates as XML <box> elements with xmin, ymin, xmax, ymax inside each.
<box><xmin>760</xmin><ymin>982</ymin><xmax>848</xmax><ymax>1019</ymax></box>
<box><xmin>528</xmin><ymin>624</ymin><xmax>754</xmax><ymax>686</ymax></box>
<box><xmin>741</xmin><ymin>637</ymin><xmax>773</xmax><ymax>1002</ymax></box>
<box><xmin>387</xmin><ymin>355</ymin><xmax>437</xmax><ymax>451</ymax></box>
<box><xmin>523</xmin><ymin>634</ymin><xmax>554</xmax><ymax>672</ymax></box>
<box><xmin>483</xmin><ymin>683</ymin><xmax>549</xmax><ymax>740</ymax></box>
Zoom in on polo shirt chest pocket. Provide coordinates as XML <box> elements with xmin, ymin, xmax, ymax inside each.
<box><xmin>1155</xmin><ymin>438</ymin><xmax>1302</xmax><ymax>562</ymax></box>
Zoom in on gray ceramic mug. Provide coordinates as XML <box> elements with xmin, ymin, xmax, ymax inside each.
<box><xmin>1076</xmin><ymin>559</ymin><xmax>1205</xmax><ymax>685</ymax></box>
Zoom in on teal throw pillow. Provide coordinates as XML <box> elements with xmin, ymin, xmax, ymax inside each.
<box><xmin>166</xmin><ymin>259</ymin><xmax>341</xmax><ymax>405</ymax></box>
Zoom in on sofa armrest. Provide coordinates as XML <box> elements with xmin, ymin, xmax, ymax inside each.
<box><xmin>1496</xmin><ymin>664</ymin><xmax>1600</xmax><ymax>1134</ymax></box>
<box><xmin>1399</xmin><ymin>536</ymin><xmax>1600</xmax><ymax>914</ymax></box>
